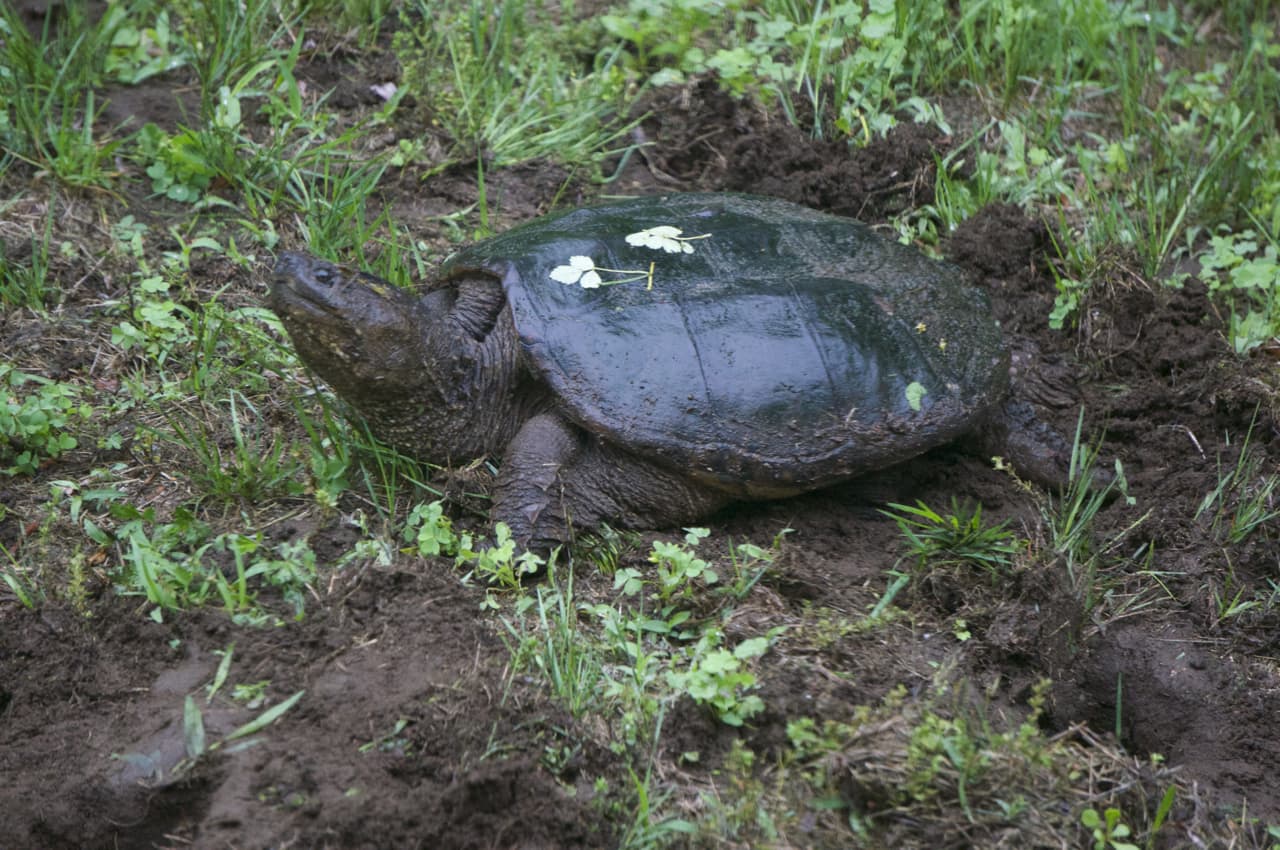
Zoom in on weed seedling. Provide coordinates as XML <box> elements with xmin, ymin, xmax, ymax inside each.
<box><xmin>160</xmin><ymin>391</ymin><xmax>305</xmax><ymax>505</ymax></box>
<box><xmin>1195</xmin><ymin>418</ymin><xmax>1280</xmax><ymax>545</ymax></box>
<box><xmin>499</xmin><ymin>558</ymin><xmax>601</xmax><ymax>718</ymax></box>
<box><xmin>883</xmin><ymin>498</ymin><xmax>1022</xmax><ymax>580</ymax></box>
<box><xmin>0</xmin><ymin>540</ymin><xmax>36</xmax><ymax>608</ymax></box>
<box><xmin>648</xmin><ymin>527</ymin><xmax>718</xmax><ymax>600</ymax></box>
<box><xmin>455</xmin><ymin>523</ymin><xmax>545</xmax><ymax>590</ymax></box>
<box><xmin>1081</xmin><ymin>806</ymin><xmax>1139</xmax><ymax>850</ymax></box>
<box><xmin>1044</xmin><ymin>412</ymin><xmax>1147</xmax><ymax>619</ymax></box>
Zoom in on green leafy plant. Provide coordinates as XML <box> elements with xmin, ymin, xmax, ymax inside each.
<box><xmin>1146</xmin><ymin>785</ymin><xmax>1177</xmax><ymax>849</ymax></box>
<box><xmin>456</xmin><ymin>523</ymin><xmax>545</xmax><ymax>590</ymax></box>
<box><xmin>110</xmin><ymin>272</ymin><xmax>195</xmax><ymax>364</ymax></box>
<box><xmin>1</xmin><ymin>365</ymin><xmax>90</xmax><ymax>475</ymax></box>
<box><xmin>603</xmin><ymin>0</ymin><xmax>924</xmax><ymax>141</ymax></box>
<box><xmin>1208</xmin><ymin>559</ymin><xmax>1264</xmax><ymax>626</ymax></box>
<box><xmin>1197</xmin><ymin>227</ymin><xmax>1280</xmax><ymax>354</ymax></box>
<box><xmin>403</xmin><ymin>500</ymin><xmax>458</xmax><ymax>557</ymax></box>
<box><xmin>230</xmin><ymin>536</ymin><xmax>318</xmax><ymax>620</ymax></box>
<box><xmin>119</xmin><ymin>688</ymin><xmax>306</xmax><ymax>784</ymax></box>
<box><xmin>609</xmin><ymin>529</ymin><xmax>725</xmax><ymax>641</ymax></box>
<box><xmin>914</xmin><ymin>119</ymin><xmax>1075</xmax><ymax>251</ymax></box>
<box><xmin>109</xmin><ymin>511</ymin><xmax>321</xmax><ymax>624</ymax></box>
<box><xmin>977</xmin><ymin>11</ymin><xmax>1278</xmax><ymax>329</ymax></box>
<box><xmin>107</xmin><ymin>217</ymin><xmax>201</xmax><ymax>370</ymax></box>
<box><xmin>135</xmin><ymin>56</ymin><xmax>286</xmax><ymax>205</ymax></box>
<box><xmin>585</xmin><ymin>598</ymin><xmax>670</xmax><ymax>748</ymax></box>
<box><xmin>179</xmin><ymin>0</ymin><xmax>286</xmax><ymax>122</ymax></box>
<box><xmin>135</xmin><ymin>122</ymin><xmax>223</xmax><ymax>203</ymax></box>
<box><xmin>1081</xmin><ymin>806</ymin><xmax>1139</xmax><ymax>850</ymax></box>
<box><xmin>267</xmin><ymin>395</ymin><xmax>352</xmax><ymax>512</ymax></box>
<box><xmin>283</xmin><ymin>154</ymin><xmax>393</xmax><ymax>261</ymax></box>
<box><xmin>600</xmin><ymin>0</ymin><xmax>731</xmax><ymax>78</ymax></box>
<box><xmin>903</xmin><ymin>711</ymin><xmax>987</xmax><ymax>815</ymax></box>
<box><xmin>666</xmin><ymin>632</ymin><xmax>772</xmax><ymax>726</ymax></box>
<box><xmin>648</xmin><ymin>527</ymin><xmax>718</xmax><ymax>600</ymax></box>
<box><xmin>581</xmin><ymin>530</ymin><xmax>786</xmax><ymax>743</ymax></box>
<box><xmin>719</xmin><ymin>533</ymin><xmax>786</xmax><ymax>599</ymax></box>
<box><xmin>358</xmin><ymin>717</ymin><xmax>412</xmax><ymax>755</ymax></box>
<box><xmin>102</xmin><ymin>6</ymin><xmax>191</xmax><ymax>84</ymax></box>
<box><xmin>231</xmin><ymin>681</ymin><xmax>272</xmax><ymax>708</ymax></box>
<box><xmin>407</xmin><ymin>500</ymin><xmax>549</xmax><ymax>590</ymax></box>
<box><xmin>122</xmin><ymin>528</ymin><xmax>218</xmax><ymax>617</ymax></box>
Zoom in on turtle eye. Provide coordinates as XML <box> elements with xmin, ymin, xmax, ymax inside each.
<box><xmin>313</xmin><ymin>265</ymin><xmax>334</xmax><ymax>286</ymax></box>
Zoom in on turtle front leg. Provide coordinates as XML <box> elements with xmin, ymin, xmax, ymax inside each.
<box><xmin>493</xmin><ymin>413</ymin><xmax>732</xmax><ymax>549</ymax></box>
<box><xmin>491</xmin><ymin>413</ymin><xmax>582</xmax><ymax>547</ymax></box>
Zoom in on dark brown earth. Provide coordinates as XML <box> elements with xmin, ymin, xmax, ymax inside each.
<box><xmin>3</xmin><ymin>25</ymin><xmax>1280</xmax><ymax>850</ymax></box>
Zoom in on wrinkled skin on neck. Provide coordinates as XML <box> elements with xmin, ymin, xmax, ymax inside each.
<box><xmin>269</xmin><ymin>252</ymin><xmax>535</xmax><ymax>464</ymax></box>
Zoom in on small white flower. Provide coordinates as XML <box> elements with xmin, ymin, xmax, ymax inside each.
<box><xmin>549</xmin><ymin>255</ymin><xmax>602</xmax><ymax>288</ymax></box>
<box><xmin>626</xmin><ymin>225</ymin><xmax>697</xmax><ymax>254</ymax></box>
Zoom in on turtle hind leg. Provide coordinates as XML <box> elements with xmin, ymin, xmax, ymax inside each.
<box><xmin>981</xmin><ymin>399</ymin><xmax>1114</xmax><ymax>491</ymax></box>
<box><xmin>493</xmin><ymin>412</ymin><xmax>732</xmax><ymax>550</ymax></box>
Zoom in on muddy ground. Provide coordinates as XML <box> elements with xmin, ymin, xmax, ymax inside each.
<box><xmin>3</xmin><ymin>24</ymin><xmax>1280</xmax><ymax>850</ymax></box>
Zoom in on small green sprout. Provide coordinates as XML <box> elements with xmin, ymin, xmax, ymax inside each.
<box><xmin>1081</xmin><ymin>806</ymin><xmax>1139</xmax><ymax>850</ymax></box>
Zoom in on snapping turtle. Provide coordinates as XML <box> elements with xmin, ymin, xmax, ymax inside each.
<box><xmin>270</xmin><ymin>193</ymin><xmax>1065</xmax><ymax>547</ymax></box>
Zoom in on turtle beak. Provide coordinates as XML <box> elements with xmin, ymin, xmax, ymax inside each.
<box><xmin>272</xmin><ymin>251</ymin><xmax>314</xmax><ymax>287</ymax></box>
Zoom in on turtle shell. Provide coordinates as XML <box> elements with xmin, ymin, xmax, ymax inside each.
<box><xmin>439</xmin><ymin>193</ymin><xmax>1007</xmax><ymax>493</ymax></box>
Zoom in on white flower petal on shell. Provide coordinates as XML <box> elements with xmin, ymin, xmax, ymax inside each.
<box><xmin>626</xmin><ymin>225</ymin><xmax>688</xmax><ymax>254</ymax></box>
<box><xmin>549</xmin><ymin>264</ymin><xmax>583</xmax><ymax>284</ymax></box>
<box><xmin>549</xmin><ymin>255</ymin><xmax>598</xmax><ymax>285</ymax></box>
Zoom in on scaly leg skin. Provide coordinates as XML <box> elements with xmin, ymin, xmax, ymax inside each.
<box><xmin>980</xmin><ymin>398</ymin><xmax>1113</xmax><ymax>490</ymax></box>
<box><xmin>493</xmin><ymin>412</ymin><xmax>732</xmax><ymax>550</ymax></box>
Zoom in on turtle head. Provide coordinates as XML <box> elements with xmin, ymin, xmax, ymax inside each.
<box><xmin>270</xmin><ymin>251</ymin><xmax>442</xmax><ymax>404</ymax></box>
<box><xmin>270</xmin><ymin>251</ymin><xmax>523</xmax><ymax>463</ymax></box>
